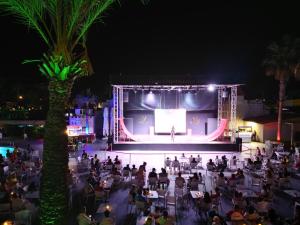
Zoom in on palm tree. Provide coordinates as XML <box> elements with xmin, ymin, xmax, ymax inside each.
<box><xmin>0</xmin><ymin>1</ymin><xmax>148</xmax><ymax>224</ymax></box>
<box><xmin>263</xmin><ymin>36</ymin><xmax>300</xmax><ymax>142</ymax></box>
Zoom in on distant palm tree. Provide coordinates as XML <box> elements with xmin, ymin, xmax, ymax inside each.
<box><xmin>263</xmin><ymin>36</ymin><xmax>300</xmax><ymax>142</ymax></box>
<box><xmin>0</xmin><ymin>1</ymin><xmax>148</xmax><ymax>224</ymax></box>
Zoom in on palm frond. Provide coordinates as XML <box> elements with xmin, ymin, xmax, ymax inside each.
<box><xmin>65</xmin><ymin>0</ymin><xmax>85</xmax><ymax>40</ymax></box>
<box><xmin>0</xmin><ymin>0</ymin><xmax>50</xmax><ymax>45</ymax></box>
<box><xmin>73</xmin><ymin>0</ymin><xmax>115</xmax><ymax>48</ymax></box>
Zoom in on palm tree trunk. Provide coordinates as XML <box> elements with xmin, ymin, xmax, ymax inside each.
<box><xmin>40</xmin><ymin>79</ymin><xmax>73</xmax><ymax>225</ymax></box>
<box><xmin>277</xmin><ymin>77</ymin><xmax>285</xmax><ymax>142</ymax></box>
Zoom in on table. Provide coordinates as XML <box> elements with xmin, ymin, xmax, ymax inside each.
<box><xmin>253</xmin><ymin>201</ymin><xmax>270</xmax><ymax>214</ymax></box>
<box><xmin>190</xmin><ymin>191</ymin><xmax>203</xmax><ymax>199</ymax></box>
<box><xmin>284</xmin><ymin>190</ymin><xmax>300</xmax><ymax>198</ymax></box>
<box><xmin>236</xmin><ymin>189</ymin><xmax>258</xmax><ymax>198</ymax></box>
<box><xmin>270</xmin><ymin>160</ymin><xmax>281</xmax><ymax>164</ymax></box>
<box><xmin>24</xmin><ymin>191</ymin><xmax>39</xmax><ymax>199</ymax></box>
<box><xmin>278</xmin><ymin>152</ymin><xmax>290</xmax><ymax>156</ymax></box>
<box><xmin>143</xmin><ymin>190</ymin><xmax>158</xmax><ymax>199</ymax></box>
<box><xmin>100</xmin><ymin>178</ymin><xmax>113</xmax><ymax>189</ymax></box>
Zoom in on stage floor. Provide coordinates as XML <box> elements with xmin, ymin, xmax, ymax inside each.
<box><xmin>112</xmin><ymin>142</ymin><xmax>239</xmax><ymax>151</ymax></box>
<box><xmin>115</xmin><ymin>140</ymin><xmax>230</xmax><ymax>144</ymax></box>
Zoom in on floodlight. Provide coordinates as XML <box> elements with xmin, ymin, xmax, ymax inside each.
<box><xmin>207</xmin><ymin>84</ymin><xmax>216</xmax><ymax>92</ymax></box>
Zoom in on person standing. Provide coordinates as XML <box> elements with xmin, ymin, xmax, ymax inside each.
<box><xmin>171</xmin><ymin>125</ymin><xmax>175</xmax><ymax>142</ymax></box>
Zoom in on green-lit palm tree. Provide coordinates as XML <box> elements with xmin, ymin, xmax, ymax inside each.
<box><xmin>263</xmin><ymin>36</ymin><xmax>300</xmax><ymax>142</ymax></box>
<box><xmin>0</xmin><ymin>1</ymin><xmax>148</xmax><ymax>224</ymax></box>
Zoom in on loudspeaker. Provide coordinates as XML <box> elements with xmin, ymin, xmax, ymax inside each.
<box><xmin>236</xmin><ymin>137</ymin><xmax>242</xmax><ymax>152</ymax></box>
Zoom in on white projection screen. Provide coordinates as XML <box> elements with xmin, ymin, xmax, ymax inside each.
<box><xmin>154</xmin><ymin>109</ymin><xmax>186</xmax><ymax>133</ymax></box>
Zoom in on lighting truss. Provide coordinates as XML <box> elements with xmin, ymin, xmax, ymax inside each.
<box><xmin>113</xmin><ymin>84</ymin><xmax>241</xmax><ymax>91</ymax></box>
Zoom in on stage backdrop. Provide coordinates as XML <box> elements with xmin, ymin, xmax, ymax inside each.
<box><xmin>123</xmin><ymin>90</ymin><xmax>217</xmax><ymax>135</ymax></box>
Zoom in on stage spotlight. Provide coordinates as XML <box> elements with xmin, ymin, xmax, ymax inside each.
<box><xmin>207</xmin><ymin>84</ymin><xmax>216</xmax><ymax>92</ymax></box>
<box><xmin>178</xmin><ymin>88</ymin><xmax>182</xmax><ymax>92</ymax></box>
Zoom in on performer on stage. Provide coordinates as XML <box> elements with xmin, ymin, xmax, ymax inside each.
<box><xmin>171</xmin><ymin>125</ymin><xmax>175</xmax><ymax>142</ymax></box>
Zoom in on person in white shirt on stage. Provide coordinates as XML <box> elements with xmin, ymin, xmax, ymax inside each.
<box><xmin>171</xmin><ymin>125</ymin><xmax>175</xmax><ymax>142</ymax></box>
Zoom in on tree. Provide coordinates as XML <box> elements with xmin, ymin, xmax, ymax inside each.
<box><xmin>0</xmin><ymin>1</ymin><xmax>149</xmax><ymax>224</ymax></box>
<box><xmin>263</xmin><ymin>36</ymin><xmax>300</xmax><ymax>142</ymax></box>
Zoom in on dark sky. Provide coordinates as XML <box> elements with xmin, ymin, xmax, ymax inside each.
<box><xmin>0</xmin><ymin>0</ymin><xmax>299</xmax><ymax>99</ymax></box>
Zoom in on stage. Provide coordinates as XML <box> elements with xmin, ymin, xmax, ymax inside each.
<box><xmin>112</xmin><ymin>141</ymin><xmax>239</xmax><ymax>151</ymax></box>
<box><xmin>109</xmin><ymin>84</ymin><xmax>240</xmax><ymax>153</ymax></box>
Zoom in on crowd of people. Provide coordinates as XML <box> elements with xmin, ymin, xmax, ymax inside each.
<box><xmin>0</xmin><ymin>144</ymin><xmax>39</xmax><ymax>224</ymax></box>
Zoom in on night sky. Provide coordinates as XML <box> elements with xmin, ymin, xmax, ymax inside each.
<box><xmin>0</xmin><ymin>0</ymin><xmax>299</xmax><ymax>100</ymax></box>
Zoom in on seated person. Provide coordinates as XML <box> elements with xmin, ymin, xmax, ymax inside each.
<box><xmin>260</xmin><ymin>184</ymin><xmax>272</xmax><ymax>199</ymax></box>
<box><xmin>198</xmin><ymin>172</ymin><xmax>203</xmax><ymax>184</ymax></box>
<box><xmin>77</xmin><ymin>208</ymin><xmax>96</xmax><ymax>225</ymax></box>
<box><xmin>11</xmin><ymin>193</ymin><xmax>25</xmax><ymax>212</ymax></box>
<box><xmin>216</xmin><ymin>172</ymin><xmax>226</xmax><ymax>186</ymax></box>
<box><xmin>148</xmin><ymin>168</ymin><xmax>158</xmax><ymax>179</ymax></box>
<box><xmin>190</xmin><ymin>158</ymin><xmax>198</xmax><ymax>169</ymax></box>
<box><xmin>112</xmin><ymin>168</ymin><xmax>121</xmax><ymax>176</ymax></box>
<box><xmin>265</xmin><ymin>159</ymin><xmax>273</xmax><ymax>170</ymax></box>
<box><xmin>196</xmin><ymin>155</ymin><xmax>202</xmax><ymax>163</ymax></box>
<box><xmin>270</xmin><ymin>150</ymin><xmax>278</xmax><ymax>160</ymax></box>
<box><xmin>201</xmin><ymin>192</ymin><xmax>212</xmax><ymax>212</ymax></box>
<box><xmin>81</xmin><ymin>150</ymin><xmax>88</xmax><ymax>159</ymax></box>
<box><xmin>131</xmin><ymin>165</ymin><xmax>138</xmax><ymax>177</ymax></box>
<box><xmin>172</xmin><ymin>157</ymin><xmax>180</xmax><ymax>171</ymax></box>
<box><xmin>207</xmin><ymin>159</ymin><xmax>216</xmax><ymax>171</ymax></box>
<box><xmin>235</xmin><ymin>168</ymin><xmax>245</xmax><ymax>179</ymax></box>
<box><xmin>281</xmin><ymin>155</ymin><xmax>289</xmax><ymax>165</ymax></box>
<box><xmin>189</xmin><ymin>172</ymin><xmax>199</xmax><ymax>182</ymax></box>
<box><xmin>256</xmin><ymin>147</ymin><xmax>262</xmax><ymax>157</ymax></box>
<box><xmin>211</xmin><ymin>187</ymin><xmax>221</xmax><ymax>199</ymax></box>
<box><xmin>158</xmin><ymin>168</ymin><xmax>170</xmax><ymax>188</ymax></box>
<box><xmin>262</xmin><ymin>148</ymin><xmax>266</xmax><ymax>156</ymax></box>
<box><xmin>189</xmin><ymin>155</ymin><xmax>194</xmax><ymax>163</ymax></box>
<box><xmin>244</xmin><ymin>206</ymin><xmax>259</xmax><ymax>223</ymax></box>
<box><xmin>150</xmin><ymin>206</ymin><xmax>161</xmax><ymax>220</ymax></box>
<box><xmin>227</xmin><ymin>205</ymin><xmax>244</xmax><ymax>222</ymax></box>
<box><xmin>246</xmin><ymin>158</ymin><xmax>254</xmax><ymax>170</ymax></box>
<box><xmin>265</xmin><ymin>169</ymin><xmax>274</xmax><ymax>186</ymax></box>
<box><xmin>156</xmin><ymin>210</ymin><xmax>174</xmax><ymax>225</ymax></box>
<box><xmin>232</xmin><ymin>192</ymin><xmax>246</xmax><ymax>209</ymax></box>
<box><xmin>175</xmin><ymin>172</ymin><xmax>185</xmax><ymax>188</ymax></box>
<box><xmin>123</xmin><ymin>164</ymin><xmax>131</xmax><ymax>171</ymax></box>
<box><xmin>106</xmin><ymin>158</ymin><xmax>113</xmax><ymax>166</ymax></box>
<box><xmin>87</xmin><ymin>172</ymin><xmax>98</xmax><ymax>186</ymax></box>
<box><xmin>220</xmin><ymin>155</ymin><xmax>228</xmax><ymax>171</ymax></box>
<box><xmin>99</xmin><ymin>209</ymin><xmax>114</xmax><ymax>225</ymax></box>
<box><xmin>114</xmin><ymin>155</ymin><xmax>119</xmax><ymax>163</ymax></box>
<box><xmin>253</xmin><ymin>157</ymin><xmax>262</xmax><ymax>169</ymax></box>
<box><xmin>114</xmin><ymin>158</ymin><xmax>121</xmax><ymax>165</ymax></box>
<box><xmin>227</xmin><ymin>174</ymin><xmax>237</xmax><ymax>187</ymax></box>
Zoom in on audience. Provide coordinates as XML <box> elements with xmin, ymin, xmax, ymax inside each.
<box><xmin>244</xmin><ymin>206</ymin><xmax>259</xmax><ymax>224</ymax></box>
<box><xmin>99</xmin><ymin>209</ymin><xmax>114</xmax><ymax>225</ymax></box>
<box><xmin>207</xmin><ymin>159</ymin><xmax>216</xmax><ymax>171</ymax></box>
<box><xmin>175</xmin><ymin>172</ymin><xmax>185</xmax><ymax>188</ymax></box>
